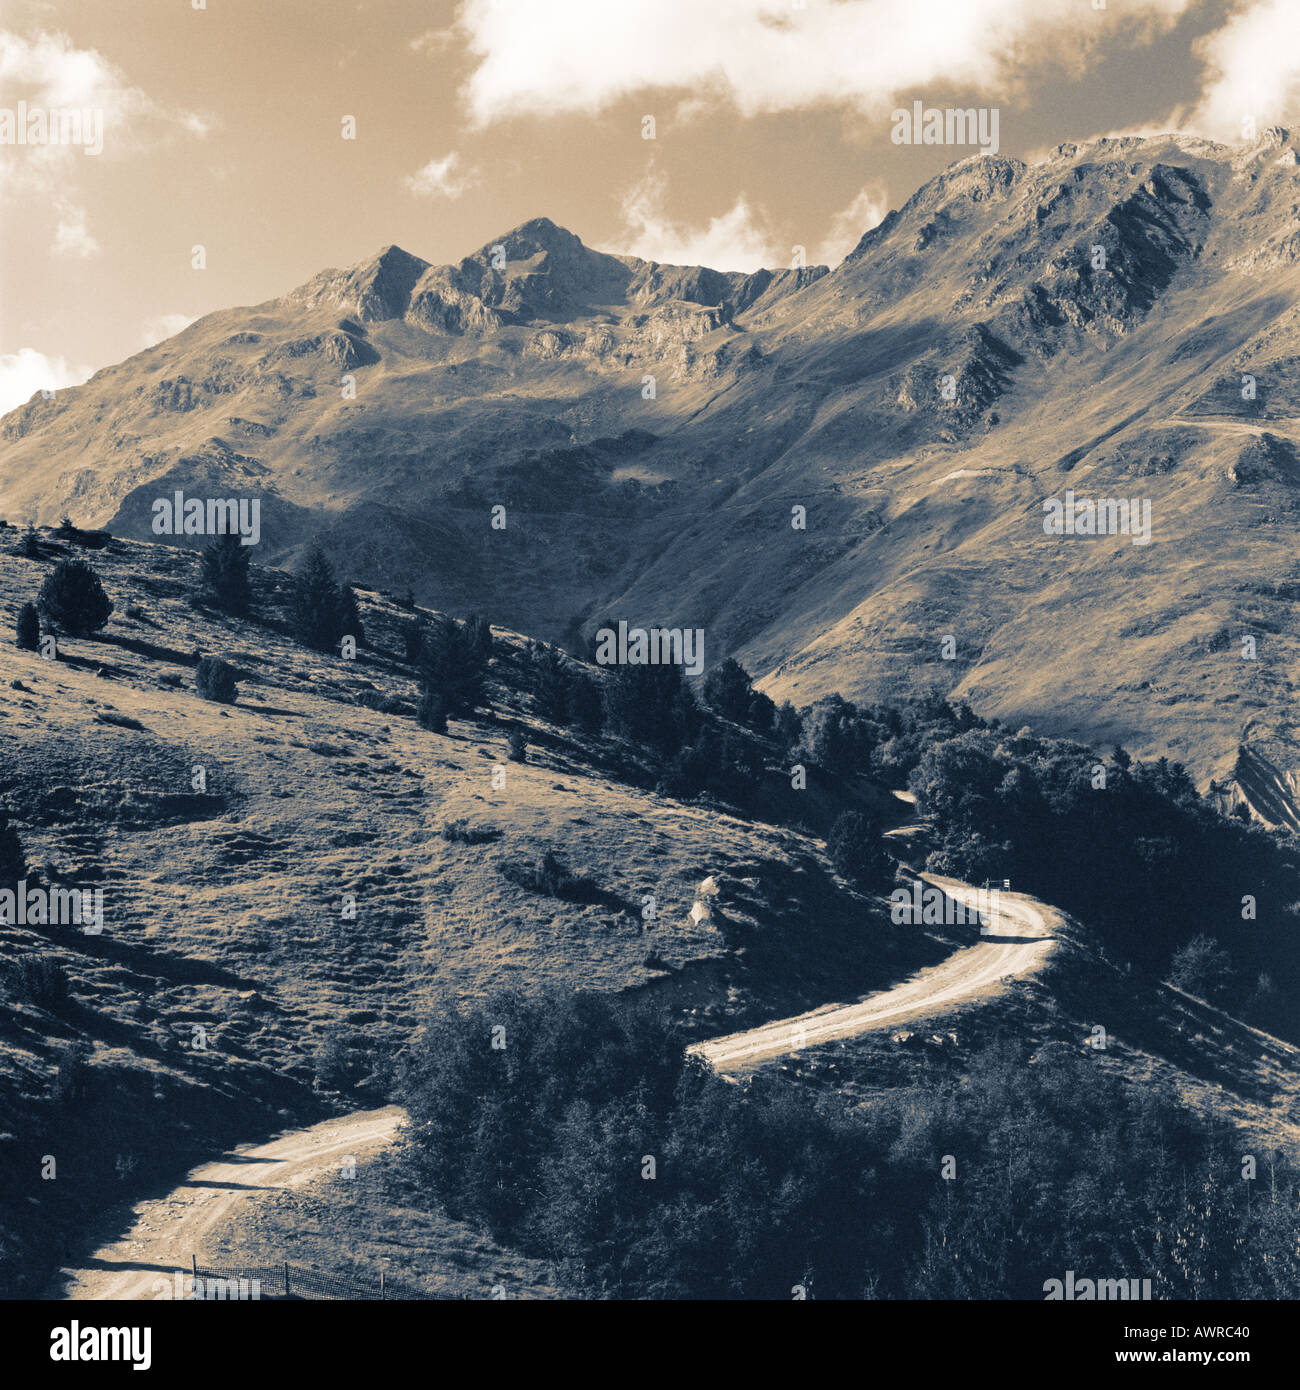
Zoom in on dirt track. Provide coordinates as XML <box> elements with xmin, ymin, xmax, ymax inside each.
<box><xmin>54</xmin><ymin>1107</ymin><xmax>404</xmax><ymax>1301</ymax></box>
<box><xmin>688</xmin><ymin>875</ymin><xmax>1060</xmax><ymax>1072</ymax></box>
<box><xmin>55</xmin><ymin>878</ymin><xmax>1060</xmax><ymax>1294</ymax></box>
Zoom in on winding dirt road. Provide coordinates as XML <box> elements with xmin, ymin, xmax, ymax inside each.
<box><xmin>54</xmin><ymin>1107</ymin><xmax>404</xmax><ymax>1301</ymax></box>
<box><xmin>53</xmin><ymin>875</ymin><xmax>1061</xmax><ymax>1295</ymax></box>
<box><xmin>688</xmin><ymin>875</ymin><xmax>1061</xmax><ymax>1073</ymax></box>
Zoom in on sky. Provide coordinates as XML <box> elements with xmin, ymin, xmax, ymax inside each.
<box><xmin>1</xmin><ymin>0</ymin><xmax>1298</xmax><ymax>416</ymax></box>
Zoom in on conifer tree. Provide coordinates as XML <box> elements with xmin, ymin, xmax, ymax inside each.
<box><xmin>290</xmin><ymin>540</ymin><xmax>344</xmax><ymax>651</ymax></box>
<box><xmin>199</xmin><ymin>532</ymin><xmax>252</xmax><ymax>616</ymax></box>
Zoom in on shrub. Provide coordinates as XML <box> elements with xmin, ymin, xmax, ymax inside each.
<box><xmin>356</xmin><ymin>690</ymin><xmax>406</xmax><ymax>714</ymax></box>
<box><xmin>442</xmin><ymin>819</ymin><xmax>501</xmax><ymax>844</ymax></box>
<box><xmin>7</xmin><ymin>954</ymin><xmax>69</xmax><ymax>1011</ymax></box>
<box><xmin>37</xmin><ymin>557</ymin><xmax>113</xmax><ymax>636</ymax></box>
<box><xmin>14</xmin><ymin>602</ymin><xmax>40</xmax><ymax>651</ymax></box>
<box><xmin>1169</xmin><ymin>935</ymin><xmax>1235</xmax><ymax>1003</ymax></box>
<box><xmin>499</xmin><ymin>850</ymin><xmax>600</xmax><ymax>902</ymax></box>
<box><xmin>313</xmin><ymin>1028</ymin><xmax>357</xmax><ymax>1091</ymax></box>
<box><xmin>800</xmin><ymin>695</ymin><xmax>876</xmax><ymax>774</ymax></box>
<box><xmin>195</xmin><ymin>655</ymin><xmax>238</xmax><ymax>704</ymax></box>
<box><xmin>827</xmin><ymin>810</ymin><xmax>894</xmax><ymax>891</ymax></box>
<box><xmin>507</xmin><ymin>731</ymin><xmax>528</xmax><ymax>763</ymax></box>
<box><xmin>0</xmin><ymin>808</ymin><xmax>26</xmax><ymax>880</ymax></box>
<box><xmin>199</xmin><ymin>532</ymin><xmax>252</xmax><ymax>616</ymax></box>
<box><xmin>50</xmin><ymin>1039</ymin><xmax>93</xmax><ymax>1104</ymax></box>
<box><xmin>19</xmin><ymin>527</ymin><xmax>40</xmax><ymax>559</ymax></box>
<box><xmin>417</xmin><ymin>688</ymin><xmax>448</xmax><ymax>733</ymax></box>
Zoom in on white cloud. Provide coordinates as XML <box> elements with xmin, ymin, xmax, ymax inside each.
<box><xmin>0</xmin><ymin>28</ymin><xmax>209</xmax><ymax>253</ymax></box>
<box><xmin>0</xmin><ymin>28</ymin><xmax>208</xmax><ymax>155</ymax></box>
<box><xmin>1181</xmin><ymin>0</ymin><xmax>1300</xmax><ymax>141</ymax></box>
<box><xmin>615</xmin><ymin>171</ymin><xmax>773</xmax><ymax>270</ymax></box>
<box><xmin>453</xmin><ymin>0</ymin><xmax>1193</xmax><ymax>126</ymax></box>
<box><xmin>141</xmin><ymin>313</ymin><xmax>198</xmax><ymax>349</ymax></box>
<box><xmin>815</xmin><ymin>182</ymin><xmax>889</xmax><ymax>267</ymax></box>
<box><xmin>52</xmin><ymin>199</ymin><xmax>99</xmax><ymax>258</ymax></box>
<box><xmin>0</xmin><ymin>347</ymin><xmax>93</xmax><ymax>419</ymax></box>
<box><xmin>404</xmin><ymin>151</ymin><xmax>474</xmax><ymax>199</ymax></box>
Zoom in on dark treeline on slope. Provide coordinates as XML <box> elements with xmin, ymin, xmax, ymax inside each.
<box><xmin>16</xmin><ymin>524</ymin><xmax>1295</xmax><ymax>1033</ymax></box>
<box><xmin>400</xmin><ymin>990</ymin><xmax>1300</xmax><ymax>1300</ymax></box>
<box><xmin>201</xmin><ymin>526</ymin><xmax>1300</xmax><ymax>1037</ymax></box>
<box><xmin>524</xmin><ymin>643</ymin><xmax>1300</xmax><ymax>1042</ymax></box>
<box><xmin>765</xmin><ymin>688</ymin><xmax>1300</xmax><ymax>1039</ymax></box>
<box><xmin>907</xmin><ymin>724</ymin><xmax>1300</xmax><ymax>1039</ymax></box>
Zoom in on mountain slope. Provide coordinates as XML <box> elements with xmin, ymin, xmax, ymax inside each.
<box><xmin>6</xmin><ymin>133</ymin><xmax>1300</xmax><ymax>798</ymax></box>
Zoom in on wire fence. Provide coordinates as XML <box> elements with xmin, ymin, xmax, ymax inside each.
<box><xmin>192</xmin><ymin>1259</ymin><xmax>438</xmax><ymax>1301</ymax></box>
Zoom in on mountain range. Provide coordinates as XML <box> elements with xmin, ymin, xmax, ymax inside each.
<box><xmin>5</xmin><ymin>129</ymin><xmax>1300</xmax><ymax>810</ymax></box>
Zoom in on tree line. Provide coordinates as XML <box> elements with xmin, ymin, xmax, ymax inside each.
<box><xmin>400</xmin><ymin>989</ymin><xmax>1300</xmax><ymax>1299</ymax></box>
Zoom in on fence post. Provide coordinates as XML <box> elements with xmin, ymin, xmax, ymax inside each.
<box><xmin>380</xmin><ymin>1269</ymin><xmax>385</xmax><ymax>1301</ymax></box>
<box><xmin>284</xmin><ymin>1261</ymin><xmax>290</xmax><ymax>1299</ymax></box>
<box><xmin>191</xmin><ymin>1254</ymin><xmax>197</xmax><ymax>1280</ymax></box>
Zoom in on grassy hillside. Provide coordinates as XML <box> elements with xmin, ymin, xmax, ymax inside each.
<box><xmin>0</xmin><ymin>525</ymin><xmax>921</xmax><ymax>1296</ymax></box>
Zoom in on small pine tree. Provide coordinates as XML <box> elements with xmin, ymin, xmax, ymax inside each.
<box><xmin>747</xmin><ymin>689</ymin><xmax>776</xmax><ymax>732</ymax></box>
<box><xmin>337</xmin><ymin>584</ymin><xmax>366</xmax><ymax>649</ymax></box>
<box><xmin>0</xmin><ymin>807</ymin><xmax>26</xmax><ymax>881</ymax></box>
<box><xmin>507</xmin><ymin>731</ymin><xmax>528</xmax><ymax>763</ymax></box>
<box><xmin>421</xmin><ymin>616</ymin><xmax>488</xmax><ymax>716</ymax></box>
<box><xmin>571</xmin><ymin>678</ymin><xmax>603</xmax><ymax>733</ymax></box>
<box><xmin>465</xmin><ymin>613</ymin><xmax>493</xmax><ymax>663</ymax></box>
<box><xmin>199</xmin><ymin>532</ymin><xmax>252</xmax><ymax>616</ymax></box>
<box><xmin>290</xmin><ymin>540</ymin><xmax>344</xmax><ymax>652</ymax></box>
<box><xmin>528</xmin><ymin>642</ymin><xmax>571</xmax><ymax>723</ymax></box>
<box><xmin>15</xmin><ymin>602</ymin><xmax>40</xmax><ymax>651</ymax></box>
<box><xmin>603</xmin><ymin>662</ymin><xmax>697</xmax><ymax>754</ymax></box>
<box><xmin>417</xmin><ymin>688</ymin><xmax>448</xmax><ymax>733</ymax></box>
<box><xmin>773</xmin><ymin>701</ymin><xmax>803</xmax><ymax>751</ymax></box>
<box><xmin>57</xmin><ymin>516</ymin><xmax>76</xmax><ymax>538</ymax></box>
<box><xmin>20</xmin><ymin>527</ymin><xmax>41</xmax><ymax>559</ymax></box>
<box><xmin>195</xmin><ymin>655</ymin><xmax>238</xmax><ymax>704</ymax></box>
<box><xmin>403</xmin><ymin>618</ymin><xmax>425</xmax><ymax>664</ymax></box>
<box><xmin>702</xmin><ymin>657</ymin><xmax>754</xmax><ymax>724</ymax></box>
<box><xmin>37</xmin><ymin>557</ymin><xmax>113</xmax><ymax>637</ymax></box>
